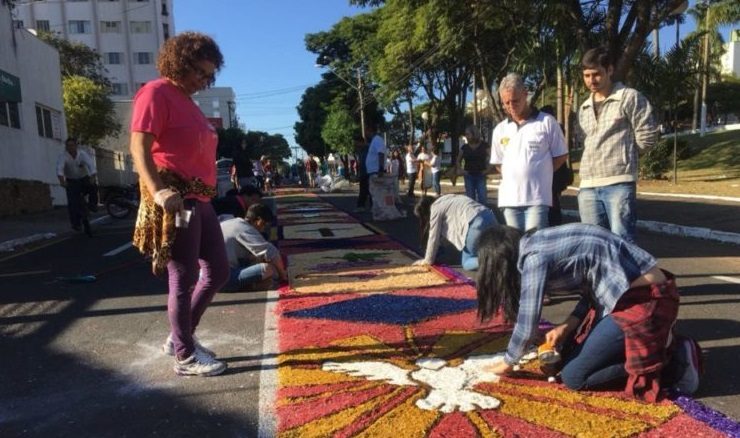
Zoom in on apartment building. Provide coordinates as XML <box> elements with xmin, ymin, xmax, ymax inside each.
<box><xmin>13</xmin><ymin>0</ymin><xmax>174</xmax><ymax>100</ymax></box>
<box><xmin>1</xmin><ymin>1</ymin><xmax>68</xmax><ymax>213</ymax></box>
<box><xmin>192</xmin><ymin>87</ymin><xmax>238</xmax><ymax>129</ymax></box>
<box><xmin>721</xmin><ymin>29</ymin><xmax>739</xmax><ymax>78</ymax></box>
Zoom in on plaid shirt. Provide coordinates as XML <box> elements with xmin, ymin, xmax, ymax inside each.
<box><xmin>504</xmin><ymin>223</ymin><xmax>657</xmax><ymax>365</ymax></box>
<box><xmin>576</xmin><ymin>82</ymin><xmax>658</xmax><ymax>188</ymax></box>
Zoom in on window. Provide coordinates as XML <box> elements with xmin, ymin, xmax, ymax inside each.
<box><xmin>129</xmin><ymin>21</ymin><xmax>151</xmax><ymax>33</ymax></box>
<box><xmin>104</xmin><ymin>52</ymin><xmax>123</xmax><ymax>65</ymax></box>
<box><xmin>13</xmin><ymin>20</ymin><xmax>24</xmax><ymax>29</ymax></box>
<box><xmin>35</xmin><ymin>105</ymin><xmax>61</xmax><ymax>139</ymax></box>
<box><xmin>0</xmin><ymin>101</ymin><xmax>21</xmax><ymax>129</ymax></box>
<box><xmin>68</xmin><ymin>20</ymin><xmax>91</xmax><ymax>34</ymax></box>
<box><xmin>134</xmin><ymin>52</ymin><xmax>152</xmax><ymax>65</ymax></box>
<box><xmin>111</xmin><ymin>83</ymin><xmax>129</xmax><ymax>95</ymax></box>
<box><xmin>35</xmin><ymin>20</ymin><xmax>50</xmax><ymax>32</ymax></box>
<box><xmin>161</xmin><ymin>3</ymin><xmax>169</xmax><ymax>16</ymax></box>
<box><xmin>162</xmin><ymin>23</ymin><xmax>170</xmax><ymax>40</ymax></box>
<box><xmin>100</xmin><ymin>20</ymin><xmax>121</xmax><ymax>33</ymax></box>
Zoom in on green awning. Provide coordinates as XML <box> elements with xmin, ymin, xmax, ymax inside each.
<box><xmin>0</xmin><ymin>69</ymin><xmax>22</xmax><ymax>102</ymax></box>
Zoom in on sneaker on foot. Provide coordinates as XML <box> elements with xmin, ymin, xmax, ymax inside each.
<box><xmin>173</xmin><ymin>349</ymin><xmax>226</xmax><ymax>377</ymax></box>
<box><xmin>674</xmin><ymin>338</ymin><xmax>701</xmax><ymax>394</ymax></box>
<box><xmin>163</xmin><ymin>334</ymin><xmax>216</xmax><ymax>358</ymax></box>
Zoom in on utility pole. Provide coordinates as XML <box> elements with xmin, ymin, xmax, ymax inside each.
<box><xmin>357</xmin><ymin>67</ymin><xmax>366</xmax><ymax>140</ymax></box>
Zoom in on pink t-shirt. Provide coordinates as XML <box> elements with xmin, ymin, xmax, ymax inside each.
<box><xmin>130</xmin><ymin>78</ymin><xmax>218</xmax><ymax>201</ymax></box>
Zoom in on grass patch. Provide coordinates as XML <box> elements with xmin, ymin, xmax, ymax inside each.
<box><xmin>676</xmin><ymin>130</ymin><xmax>740</xmax><ymax>173</ymax></box>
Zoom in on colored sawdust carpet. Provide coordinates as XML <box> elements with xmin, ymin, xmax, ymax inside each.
<box><xmin>279</xmin><ymin>212</ymin><xmax>356</xmax><ymax>226</ymax></box>
<box><xmin>286</xmin><ymin>249</ymin><xmax>452</xmax><ymax>294</ymax></box>
<box><xmin>282</xmin><ymin>223</ymin><xmax>375</xmax><ymax>240</ymax></box>
<box><xmin>268</xmin><ymin>192</ymin><xmax>737</xmax><ymax>438</ymax></box>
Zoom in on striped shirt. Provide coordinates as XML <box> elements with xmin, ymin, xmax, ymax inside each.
<box><xmin>504</xmin><ymin>223</ymin><xmax>657</xmax><ymax>365</ymax></box>
<box><xmin>576</xmin><ymin>82</ymin><xmax>658</xmax><ymax>188</ymax></box>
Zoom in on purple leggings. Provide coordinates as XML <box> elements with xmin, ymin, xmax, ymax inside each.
<box><xmin>167</xmin><ymin>200</ymin><xmax>229</xmax><ymax>359</ymax></box>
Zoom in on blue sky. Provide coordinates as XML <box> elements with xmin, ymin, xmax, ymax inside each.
<box><xmin>174</xmin><ymin>1</ymin><xmax>734</xmax><ymax>159</ymax></box>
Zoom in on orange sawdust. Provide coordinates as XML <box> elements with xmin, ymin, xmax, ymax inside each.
<box><xmin>278</xmin><ymin>382</ymin><xmax>383</xmax><ymax>407</ymax></box>
<box><xmin>466</xmin><ymin>411</ymin><xmax>501</xmax><ymax>438</ymax></box>
<box><xmin>280</xmin><ymin>388</ymin><xmax>405</xmax><ymax>437</ymax></box>
<box><xmin>352</xmin><ymin>391</ymin><xmax>441</xmax><ymax>437</ymax></box>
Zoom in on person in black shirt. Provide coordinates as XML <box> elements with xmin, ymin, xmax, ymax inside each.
<box><xmin>212</xmin><ymin>185</ymin><xmax>263</xmax><ymax>219</ymax></box>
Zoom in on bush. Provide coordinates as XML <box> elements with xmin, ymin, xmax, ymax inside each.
<box><xmin>640</xmin><ymin>138</ymin><xmax>689</xmax><ymax>179</ymax></box>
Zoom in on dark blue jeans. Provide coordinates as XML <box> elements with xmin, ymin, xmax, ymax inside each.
<box><xmin>463</xmin><ymin>172</ymin><xmax>487</xmax><ymax>204</ymax></box>
<box><xmin>560</xmin><ymin>315</ymin><xmax>627</xmax><ymax>390</ymax></box>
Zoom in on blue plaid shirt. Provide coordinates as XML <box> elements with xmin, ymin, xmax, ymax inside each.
<box><xmin>504</xmin><ymin>223</ymin><xmax>657</xmax><ymax>365</ymax></box>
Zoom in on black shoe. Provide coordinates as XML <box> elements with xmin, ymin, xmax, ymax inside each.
<box><xmin>82</xmin><ymin>219</ymin><xmax>93</xmax><ymax>237</ymax></box>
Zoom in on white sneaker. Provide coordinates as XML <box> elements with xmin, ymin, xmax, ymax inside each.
<box><xmin>162</xmin><ymin>334</ymin><xmax>216</xmax><ymax>358</ymax></box>
<box><xmin>173</xmin><ymin>349</ymin><xmax>226</xmax><ymax>377</ymax></box>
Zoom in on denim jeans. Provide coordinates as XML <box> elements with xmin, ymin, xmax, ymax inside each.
<box><xmin>230</xmin><ymin>263</ymin><xmax>272</xmax><ymax>288</ymax></box>
<box><xmin>560</xmin><ymin>315</ymin><xmax>627</xmax><ymax>390</ymax></box>
<box><xmin>502</xmin><ymin>205</ymin><xmax>549</xmax><ymax>231</ymax></box>
<box><xmin>461</xmin><ymin>209</ymin><xmax>497</xmax><ymax>271</ymax></box>
<box><xmin>577</xmin><ymin>182</ymin><xmax>637</xmax><ymax>243</ymax></box>
<box><xmin>432</xmin><ymin>171</ymin><xmax>441</xmax><ymax>196</ymax></box>
<box><xmin>463</xmin><ymin>172</ymin><xmax>487</xmax><ymax>204</ymax></box>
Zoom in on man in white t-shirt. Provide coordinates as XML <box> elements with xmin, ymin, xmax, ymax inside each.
<box><xmin>56</xmin><ymin>137</ymin><xmax>98</xmax><ymax>235</ymax></box>
<box><xmin>404</xmin><ymin>143</ymin><xmax>419</xmax><ymax>199</ymax></box>
<box><xmin>490</xmin><ymin>73</ymin><xmax>568</xmax><ymax>231</ymax></box>
<box><xmin>365</xmin><ymin>123</ymin><xmax>386</xmax><ymax>176</ymax></box>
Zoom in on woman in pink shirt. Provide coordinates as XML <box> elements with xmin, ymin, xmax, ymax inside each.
<box><xmin>130</xmin><ymin>32</ymin><xmax>228</xmax><ymax>377</ymax></box>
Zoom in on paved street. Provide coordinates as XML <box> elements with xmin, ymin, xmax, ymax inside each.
<box><xmin>0</xmin><ymin>186</ymin><xmax>738</xmax><ymax>436</ymax></box>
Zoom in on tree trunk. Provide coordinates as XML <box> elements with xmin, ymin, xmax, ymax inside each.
<box><xmin>407</xmin><ymin>93</ymin><xmax>415</xmax><ymax>145</ymax></box>
<box><xmin>556</xmin><ymin>46</ymin><xmax>564</xmax><ymax>124</ymax></box>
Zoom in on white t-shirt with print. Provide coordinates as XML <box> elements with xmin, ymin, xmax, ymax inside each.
<box><xmin>405</xmin><ymin>152</ymin><xmax>418</xmax><ymax>174</ymax></box>
<box><xmin>365</xmin><ymin>134</ymin><xmax>387</xmax><ymax>174</ymax></box>
<box><xmin>490</xmin><ymin>111</ymin><xmax>568</xmax><ymax>207</ymax></box>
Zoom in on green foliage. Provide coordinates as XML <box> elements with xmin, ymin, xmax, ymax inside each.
<box><xmin>36</xmin><ymin>31</ymin><xmax>110</xmax><ymax>87</ymax></box>
<box><xmin>216</xmin><ymin>127</ymin><xmax>291</xmax><ymax>162</ymax></box>
<box><xmin>708</xmin><ymin>77</ymin><xmax>740</xmax><ymax>117</ymax></box>
<box><xmin>640</xmin><ymin>137</ymin><xmax>690</xmax><ymax>180</ymax></box>
<box><xmin>216</xmin><ymin>127</ymin><xmax>246</xmax><ymax>158</ymax></box>
<box><xmin>321</xmin><ymin>100</ymin><xmax>359</xmax><ymax>156</ymax></box>
<box><xmin>62</xmin><ymin>76</ymin><xmax>120</xmax><ymax>145</ymax></box>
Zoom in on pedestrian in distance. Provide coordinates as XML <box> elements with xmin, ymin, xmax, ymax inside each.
<box><xmin>457</xmin><ymin>125</ymin><xmax>490</xmax><ymax>204</ymax></box>
<box><xmin>490</xmin><ymin>74</ymin><xmax>569</xmax><ymax>233</ymax></box>
<box><xmin>220</xmin><ymin>203</ymin><xmax>287</xmax><ymax>291</ymax></box>
<box><xmin>404</xmin><ymin>143</ymin><xmax>419</xmax><ymax>201</ymax></box>
<box><xmin>575</xmin><ymin>46</ymin><xmax>659</xmax><ymax>243</ymax></box>
<box><xmin>413</xmin><ymin>194</ymin><xmax>499</xmax><ymax>271</ymax></box>
<box><xmin>353</xmin><ymin>133</ymin><xmax>371</xmax><ymax>212</ymax></box>
<box><xmin>429</xmin><ymin>146</ymin><xmax>442</xmax><ymax>197</ymax></box>
<box><xmin>232</xmin><ymin>138</ymin><xmax>253</xmax><ymax>190</ymax></box>
<box><xmin>477</xmin><ymin>224</ymin><xmax>702</xmax><ymax>401</ymax></box>
<box><xmin>129</xmin><ymin>31</ymin><xmax>229</xmax><ymax>377</ymax></box>
<box><xmin>56</xmin><ymin>137</ymin><xmax>98</xmax><ymax>237</ymax></box>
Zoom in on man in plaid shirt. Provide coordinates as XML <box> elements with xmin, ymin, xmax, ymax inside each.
<box><xmin>575</xmin><ymin>47</ymin><xmax>658</xmax><ymax>243</ymax></box>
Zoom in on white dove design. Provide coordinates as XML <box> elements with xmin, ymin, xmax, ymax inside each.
<box><xmin>322</xmin><ymin>354</ymin><xmax>510</xmax><ymax>413</ymax></box>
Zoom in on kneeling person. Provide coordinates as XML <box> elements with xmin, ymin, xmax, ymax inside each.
<box><xmin>221</xmin><ymin>203</ymin><xmax>287</xmax><ymax>290</ymax></box>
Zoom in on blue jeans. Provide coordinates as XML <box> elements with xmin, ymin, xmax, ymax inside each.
<box><xmin>578</xmin><ymin>182</ymin><xmax>637</xmax><ymax>243</ymax></box>
<box><xmin>461</xmin><ymin>209</ymin><xmax>498</xmax><ymax>271</ymax></box>
<box><xmin>502</xmin><ymin>205</ymin><xmax>549</xmax><ymax>231</ymax></box>
<box><xmin>229</xmin><ymin>263</ymin><xmax>272</xmax><ymax>289</ymax></box>
<box><xmin>432</xmin><ymin>171</ymin><xmax>441</xmax><ymax>196</ymax></box>
<box><xmin>463</xmin><ymin>173</ymin><xmax>487</xmax><ymax>204</ymax></box>
<box><xmin>560</xmin><ymin>315</ymin><xmax>627</xmax><ymax>390</ymax></box>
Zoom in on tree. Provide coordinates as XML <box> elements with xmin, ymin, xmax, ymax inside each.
<box><xmin>321</xmin><ymin>99</ymin><xmax>359</xmax><ymax>156</ymax></box>
<box><xmin>36</xmin><ymin>31</ymin><xmax>111</xmax><ymax>87</ymax></box>
<box><xmin>216</xmin><ymin>126</ymin><xmax>246</xmax><ymax>159</ymax></box>
<box><xmin>62</xmin><ymin>76</ymin><xmax>120</xmax><ymax>145</ymax></box>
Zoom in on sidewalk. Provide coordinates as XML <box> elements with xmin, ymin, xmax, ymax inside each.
<box><xmin>0</xmin><ymin>207</ymin><xmax>111</xmax><ymax>252</ymax></box>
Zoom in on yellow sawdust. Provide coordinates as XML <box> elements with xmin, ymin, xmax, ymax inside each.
<box><xmin>279</xmin><ymin>387</ymin><xmax>405</xmax><ymax>438</ymax></box>
<box><xmin>287</xmin><ymin>248</ymin><xmax>448</xmax><ymax>293</ymax></box>
<box><xmin>278</xmin><ymin>382</ymin><xmax>382</xmax><ymax>407</ymax></box>
<box><xmin>354</xmin><ymin>391</ymin><xmax>440</xmax><ymax>438</ymax></box>
<box><xmin>467</xmin><ymin>411</ymin><xmax>501</xmax><ymax>438</ymax></box>
<box><xmin>494</xmin><ymin>389</ymin><xmax>649</xmax><ymax>437</ymax></box>
<box><xmin>282</xmin><ymin>222</ymin><xmax>373</xmax><ymax>240</ymax></box>
<box><xmin>496</xmin><ymin>381</ymin><xmax>679</xmax><ymax>422</ymax></box>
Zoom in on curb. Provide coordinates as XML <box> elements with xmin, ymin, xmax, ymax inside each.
<box><xmin>0</xmin><ymin>215</ymin><xmax>112</xmax><ymax>253</ymax></box>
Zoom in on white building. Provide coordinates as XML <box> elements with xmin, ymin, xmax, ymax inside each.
<box><xmin>192</xmin><ymin>87</ymin><xmax>237</xmax><ymax>129</ymax></box>
<box><xmin>720</xmin><ymin>29</ymin><xmax>739</xmax><ymax>78</ymax></box>
<box><xmin>0</xmin><ymin>0</ymin><xmax>68</xmax><ymax>213</ymax></box>
<box><xmin>13</xmin><ymin>0</ymin><xmax>174</xmax><ymax>99</ymax></box>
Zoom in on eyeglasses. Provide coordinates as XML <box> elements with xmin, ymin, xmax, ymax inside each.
<box><xmin>192</xmin><ymin>64</ymin><xmax>215</xmax><ymax>82</ymax></box>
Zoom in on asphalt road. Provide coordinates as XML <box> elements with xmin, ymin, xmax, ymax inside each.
<box><xmin>0</xmin><ymin>189</ymin><xmax>738</xmax><ymax>436</ymax></box>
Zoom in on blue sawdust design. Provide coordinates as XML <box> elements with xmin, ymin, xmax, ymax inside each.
<box><xmin>285</xmin><ymin>294</ymin><xmax>477</xmax><ymax>325</ymax></box>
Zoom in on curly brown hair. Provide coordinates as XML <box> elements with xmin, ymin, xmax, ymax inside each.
<box><xmin>157</xmin><ymin>31</ymin><xmax>224</xmax><ymax>87</ymax></box>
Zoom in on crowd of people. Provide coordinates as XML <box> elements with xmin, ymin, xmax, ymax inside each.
<box><xmin>123</xmin><ymin>32</ymin><xmax>699</xmax><ymax>405</ymax></box>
